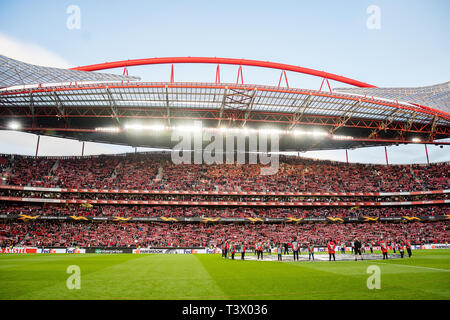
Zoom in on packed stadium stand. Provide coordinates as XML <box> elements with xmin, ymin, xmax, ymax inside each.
<box><xmin>0</xmin><ymin>56</ymin><xmax>449</xmax><ymax>251</ymax></box>
<box><xmin>1</xmin><ymin>221</ymin><xmax>448</xmax><ymax>248</ymax></box>
<box><xmin>0</xmin><ymin>153</ymin><xmax>448</xmax><ymax>249</ymax></box>
<box><xmin>1</xmin><ymin>153</ymin><xmax>449</xmax><ymax>192</ymax></box>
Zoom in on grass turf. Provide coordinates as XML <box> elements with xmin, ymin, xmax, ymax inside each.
<box><xmin>0</xmin><ymin>250</ymin><xmax>449</xmax><ymax>300</ymax></box>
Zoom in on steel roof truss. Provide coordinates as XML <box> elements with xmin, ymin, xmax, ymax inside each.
<box><xmin>105</xmin><ymin>87</ymin><xmax>120</xmax><ymax>125</ymax></box>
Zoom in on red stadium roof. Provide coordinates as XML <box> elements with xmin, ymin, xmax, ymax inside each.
<box><xmin>1</xmin><ymin>57</ymin><xmax>449</xmax><ymax>151</ymax></box>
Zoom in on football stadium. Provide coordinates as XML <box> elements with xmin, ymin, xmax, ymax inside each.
<box><xmin>0</xmin><ymin>1</ymin><xmax>449</xmax><ymax>307</ymax></box>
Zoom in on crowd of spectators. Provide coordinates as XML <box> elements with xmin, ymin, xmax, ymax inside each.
<box><xmin>1</xmin><ymin>203</ymin><xmax>447</xmax><ymax>218</ymax></box>
<box><xmin>1</xmin><ymin>153</ymin><xmax>448</xmax><ymax>249</ymax></box>
<box><xmin>1</xmin><ymin>153</ymin><xmax>449</xmax><ymax>193</ymax></box>
<box><xmin>2</xmin><ymin>189</ymin><xmax>449</xmax><ymax>203</ymax></box>
<box><xmin>0</xmin><ymin>221</ymin><xmax>447</xmax><ymax>248</ymax></box>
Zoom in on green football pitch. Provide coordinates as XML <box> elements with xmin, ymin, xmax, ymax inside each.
<box><xmin>1</xmin><ymin>250</ymin><xmax>449</xmax><ymax>300</ymax></box>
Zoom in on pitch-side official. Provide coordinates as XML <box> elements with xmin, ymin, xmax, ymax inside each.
<box><xmin>257</xmin><ymin>239</ymin><xmax>264</xmax><ymax>260</ymax></box>
<box><xmin>222</xmin><ymin>240</ymin><xmax>227</xmax><ymax>258</ymax></box>
<box><xmin>328</xmin><ymin>239</ymin><xmax>336</xmax><ymax>261</ymax></box>
<box><xmin>240</xmin><ymin>242</ymin><xmax>246</xmax><ymax>260</ymax></box>
<box><xmin>277</xmin><ymin>243</ymin><xmax>283</xmax><ymax>261</ymax></box>
<box><xmin>405</xmin><ymin>239</ymin><xmax>412</xmax><ymax>257</ymax></box>
<box><xmin>230</xmin><ymin>242</ymin><xmax>236</xmax><ymax>260</ymax></box>
<box><xmin>398</xmin><ymin>241</ymin><xmax>405</xmax><ymax>258</ymax></box>
<box><xmin>354</xmin><ymin>237</ymin><xmax>363</xmax><ymax>261</ymax></box>
<box><xmin>291</xmin><ymin>237</ymin><xmax>300</xmax><ymax>261</ymax></box>
<box><xmin>284</xmin><ymin>242</ymin><xmax>289</xmax><ymax>255</ymax></box>
<box><xmin>307</xmin><ymin>242</ymin><xmax>314</xmax><ymax>261</ymax></box>
<box><xmin>380</xmin><ymin>239</ymin><xmax>388</xmax><ymax>259</ymax></box>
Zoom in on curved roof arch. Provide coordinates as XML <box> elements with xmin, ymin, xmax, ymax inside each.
<box><xmin>71</xmin><ymin>57</ymin><xmax>376</xmax><ymax>88</ymax></box>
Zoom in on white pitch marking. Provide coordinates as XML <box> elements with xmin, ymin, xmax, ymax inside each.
<box><xmin>376</xmin><ymin>262</ymin><xmax>450</xmax><ymax>272</ymax></box>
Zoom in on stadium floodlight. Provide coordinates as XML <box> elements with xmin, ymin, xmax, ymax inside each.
<box><xmin>124</xmin><ymin>124</ymin><xmax>145</xmax><ymax>131</ymax></box>
<box><xmin>124</xmin><ymin>123</ymin><xmax>168</xmax><ymax>131</ymax></box>
<box><xmin>8</xmin><ymin>121</ymin><xmax>21</xmax><ymax>130</ymax></box>
<box><xmin>258</xmin><ymin>128</ymin><xmax>282</xmax><ymax>135</ymax></box>
<box><xmin>332</xmin><ymin>135</ymin><xmax>354</xmax><ymax>140</ymax></box>
<box><xmin>148</xmin><ymin>124</ymin><xmax>167</xmax><ymax>131</ymax></box>
<box><xmin>95</xmin><ymin>127</ymin><xmax>120</xmax><ymax>133</ymax></box>
<box><xmin>412</xmin><ymin>137</ymin><xmax>421</xmax><ymax>142</ymax></box>
<box><xmin>293</xmin><ymin>130</ymin><xmax>306</xmax><ymax>135</ymax></box>
<box><xmin>173</xmin><ymin>124</ymin><xmax>202</xmax><ymax>132</ymax></box>
<box><xmin>311</xmin><ymin>130</ymin><xmax>327</xmax><ymax>137</ymax></box>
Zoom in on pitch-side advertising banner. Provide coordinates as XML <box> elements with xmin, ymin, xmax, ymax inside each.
<box><xmin>0</xmin><ymin>247</ymin><xmax>38</xmax><ymax>254</ymax></box>
<box><xmin>132</xmin><ymin>248</ymin><xmax>211</xmax><ymax>254</ymax></box>
<box><xmin>0</xmin><ymin>247</ymin><xmax>85</xmax><ymax>254</ymax></box>
<box><xmin>1</xmin><ymin>245</ymin><xmax>448</xmax><ymax>254</ymax></box>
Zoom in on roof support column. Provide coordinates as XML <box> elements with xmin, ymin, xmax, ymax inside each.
<box><xmin>384</xmin><ymin>146</ymin><xmax>389</xmax><ymax>166</ymax></box>
<box><xmin>165</xmin><ymin>85</ymin><xmax>171</xmax><ymax>126</ymax></box>
<box><xmin>217</xmin><ymin>87</ymin><xmax>228</xmax><ymax>127</ymax></box>
<box><xmin>35</xmin><ymin>135</ymin><xmax>40</xmax><ymax>159</ymax></box>
<box><xmin>424</xmin><ymin>144</ymin><xmax>430</xmax><ymax>165</ymax></box>
<box><xmin>215</xmin><ymin>65</ymin><xmax>220</xmax><ymax>83</ymax></box>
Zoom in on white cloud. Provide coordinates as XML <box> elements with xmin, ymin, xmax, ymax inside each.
<box><xmin>0</xmin><ymin>32</ymin><xmax>71</xmax><ymax>68</ymax></box>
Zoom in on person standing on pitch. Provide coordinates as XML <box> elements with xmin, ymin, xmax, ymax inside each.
<box><xmin>369</xmin><ymin>241</ymin><xmax>373</xmax><ymax>254</ymax></box>
<box><xmin>230</xmin><ymin>242</ymin><xmax>236</xmax><ymax>260</ymax></box>
<box><xmin>398</xmin><ymin>241</ymin><xmax>405</xmax><ymax>258</ymax></box>
<box><xmin>225</xmin><ymin>239</ymin><xmax>230</xmax><ymax>258</ymax></box>
<box><xmin>240</xmin><ymin>242</ymin><xmax>246</xmax><ymax>260</ymax></box>
<box><xmin>405</xmin><ymin>239</ymin><xmax>412</xmax><ymax>258</ymax></box>
<box><xmin>277</xmin><ymin>242</ymin><xmax>283</xmax><ymax>261</ymax></box>
<box><xmin>284</xmin><ymin>242</ymin><xmax>289</xmax><ymax>255</ymax></box>
<box><xmin>222</xmin><ymin>240</ymin><xmax>227</xmax><ymax>259</ymax></box>
<box><xmin>354</xmin><ymin>237</ymin><xmax>363</xmax><ymax>261</ymax></box>
<box><xmin>291</xmin><ymin>237</ymin><xmax>300</xmax><ymax>261</ymax></box>
<box><xmin>380</xmin><ymin>239</ymin><xmax>388</xmax><ymax>259</ymax></box>
<box><xmin>257</xmin><ymin>239</ymin><xmax>264</xmax><ymax>260</ymax></box>
<box><xmin>340</xmin><ymin>242</ymin><xmax>345</xmax><ymax>254</ymax></box>
<box><xmin>307</xmin><ymin>242</ymin><xmax>315</xmax><ymax>261</ymax></box>
<box><xmin>328</xmin><ymin>239</ymin><xmax>336</xmax><ymax>261</ymax></box>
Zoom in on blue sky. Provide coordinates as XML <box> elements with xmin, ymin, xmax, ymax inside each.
<box><xmin>0</xmin><ymin>0</ymin><xmax>449</xmax><ymax>163</ymax></box>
